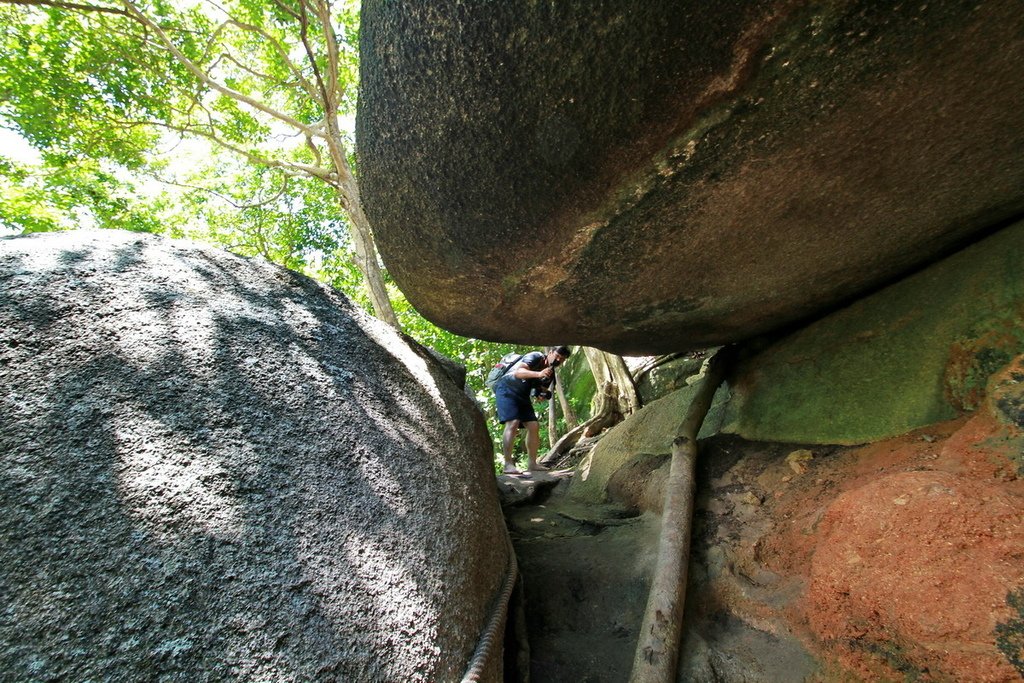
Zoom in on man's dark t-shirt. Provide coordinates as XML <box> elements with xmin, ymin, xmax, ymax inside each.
<box><xmin>494</xmin><ymin>350</ymin><xmax>554</xmax><ymax>424</ymax></box>
<box><xmin>497</xmin><ymin>351</ymin><xmax>551</xmax><ymax>398</ymax></box>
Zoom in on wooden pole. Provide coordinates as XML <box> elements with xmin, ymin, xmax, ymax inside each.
<box><xmin>628</xmin><ymin>346</ymin><xmax>734</xmax><ymax>683</ymax></box>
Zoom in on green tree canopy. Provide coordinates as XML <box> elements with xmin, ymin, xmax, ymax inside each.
<box><xmin>0</xmin><ymin>0</ymin><xmax>396</xmax><ymax>324</ymax></box>
<box><xmin>0</xmin><ymin>0</ymin><xmax>589</xmax><ymax>466</ymax></box>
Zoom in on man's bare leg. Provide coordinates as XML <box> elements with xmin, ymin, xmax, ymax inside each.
<box><xmin>502</xmin><ymin>420</ymin><xmax>522</xmax><ymax>474</ymax></box>
<box><xmin>524</xmin><ymin>421</ymin><xmax>548</xmax><ymax>472</ymax></box>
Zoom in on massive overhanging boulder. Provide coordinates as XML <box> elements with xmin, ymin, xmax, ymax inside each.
<box><xmin>357</xmin><ymin>1</ymin><xmax>1024</xmax><ymax>354</ymax></box>
<box><xmin>0</xmin><ymin>230</ymin><xmax>508</xmax><ymax>682</ymax></box>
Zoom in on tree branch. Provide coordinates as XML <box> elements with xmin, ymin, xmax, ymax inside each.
<box><xmin>0</xmin><ymin>0</ymin><xmax>128</xmax><ymax>17</ymax></box>
<box><xmin>119</xmin><ymin>0</ymin><xmax>319</xmax><ymax>137</ymax></box>
<box><xmin>293</xmin><ymin>0</ymin><xmax>330</xmax><ymax>111</ymax></box>
<box><xmin>222</xmin><ymin>17</ymin><xmax>322</xmax><ymax>102</ymax></box>
<box><xmin>315</xmin><ymin>0</ymin><xmax>345</xmax><ymax>111</ymax></box>
<box><xmin>267</xmin><ymin>0</ymin><xmax>299</xmax><ymax>21</ymax></box>
<box><xmin>107</xmin><ymin>115</ymin><xmax>333</xmax><ymax>181</ymax></box>
<box><xmin>137</xmin><ymin>166</ymin><xmax>291</xmax><ymax>210</ymax></box>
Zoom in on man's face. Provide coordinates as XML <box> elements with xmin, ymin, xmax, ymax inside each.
<box><xmin>547</xmin><ymin>351</ymin><xmax>567</xmax><ymax>368</ymax></box>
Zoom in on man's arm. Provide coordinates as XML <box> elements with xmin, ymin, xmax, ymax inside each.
<box><xmin>511</xmin><ymin>361</ymin><xmax>551</xmax><ymax>381</ymax></box>
<box><xmin>509</xmin><ymin>352</ymin><xmax>554</xmax><ymax>387</ymax></box>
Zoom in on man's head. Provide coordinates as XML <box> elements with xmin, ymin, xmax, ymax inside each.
<box><xmin>545</xmin><ymin>345</ymin><xmax>572</xmax><ymax>368</ymax></box>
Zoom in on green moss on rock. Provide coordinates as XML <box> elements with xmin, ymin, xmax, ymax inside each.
<box><xmin>724</xmin><ymin>219</ymin><xmax>1024</xmax><ymax>444</ymax></box>
<box><xmin>996</xmin><ymin>588</ymin><xmax>1024</xmax><ymax>676</ymax></box>
<box><xmin>570</xmin><ymin>381</ymin><xmax>730</xmax><ymax>503</ymax></box>
<box><xmin>986</xmin><ymin>355</ymin><xmax>1024</xmax><ymax>474</ymax></box>
<box><xmin>635</xmin><ymin>355</ymin><xmax>707</xmax><ymax>404</ymax></box>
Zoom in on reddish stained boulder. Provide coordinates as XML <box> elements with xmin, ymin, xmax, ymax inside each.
<box><xmin>807</xmin><ymin>469</ymin><xmax>1024</xmax><ymax>681</ymax></box>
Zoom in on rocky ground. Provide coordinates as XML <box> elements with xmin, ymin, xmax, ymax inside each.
<box><xmin>499</xmin><ymin>403</ymin><xmax>1024</xmax><ymax>682</ymax></box>
<box><xmin>501</xmin><ymin>470</ymin><xmax>654</xmax><ymax>682</ymax></box>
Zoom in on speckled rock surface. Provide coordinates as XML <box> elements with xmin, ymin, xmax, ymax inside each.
<box><xmin>358</xmin><ymin>0</ymin><xmax>1024</xmax><ymax>354</ymax></box>
<box><xmin>0</xmin><ymin>230</ymin><xmax>508</xmax><ymax>682</ymax></box>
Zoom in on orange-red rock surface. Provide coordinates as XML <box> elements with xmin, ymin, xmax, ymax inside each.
<box><xmin>761</xmin><ymin>407</ymin><xmax>1023</xmax><ymax>680</ymax></box>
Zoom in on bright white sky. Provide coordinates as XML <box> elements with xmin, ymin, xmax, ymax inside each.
<box><xmin>0</xmin><ymin>127</ymin><xmax>42</xmax><ymax>165</ymax></box>
<box><xmin>0</xmin><ymin>128</ymin><xmax>41</xmax><ymax>235</ymax></box>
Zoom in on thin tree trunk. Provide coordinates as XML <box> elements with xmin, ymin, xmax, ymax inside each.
<box><xmin>548</xmin><ymin>389</ymin><xmax>557</xmax><ymax>449</ymax></box>
<box><xmin>312</xmin><ymin>8</ymin><xmax>398</xmax><ymax>329</ymax></box>
<box><xmin>331</xmin><ymin>143</ymin><xmax>400</xmax><ymax>328</ymax></box>
<box><xmin>555</xmin><ymin>368</ymin><xmax>578</xmax><ymax>429</ymax></box>
<box><xmin>585</xmin><ymin>379</ymin><xmax>625</xmax><ymax>436</ymax></box>
<box><xmin>582</xmin><ymin>347</ymin><xmax>640</xmax><ymax>427</ymax></box>
<box><xmin>629</xmin><ymin>345</ymin><xmax>734</xmax><ymax>683</ymax></box>
<box><xmin>609</xmin><ymin>353</ymin><xmax>642</xmax><ymax>413</ymax></box>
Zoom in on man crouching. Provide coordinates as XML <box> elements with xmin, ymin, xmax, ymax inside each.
<box><xmin>493</xmin><ymin>345</ymin><xmax>571</xmax><ymax>475</ymax></box>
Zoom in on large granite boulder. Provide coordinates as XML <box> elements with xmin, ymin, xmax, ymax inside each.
<box><xmin>358</xmin><ymin>0</ymin><xmax>1024</xmax><ymax>354</ymax></box>
<box><xmin>0</xmin><ymin>230</ymin><xmax>508</xmax><ymax>682</ymax></box>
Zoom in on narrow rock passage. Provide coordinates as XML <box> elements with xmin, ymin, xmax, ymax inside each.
<box><xmin>496</xmin><ymin>425</ymin><xmax>1024</xmax><ymax>682</ymax></box>
<box><xmin>499</xmin><ymin>472</ymin><xmax>658</xmax><ymax>682</ymax></box>
<box><xmin>496</xmin><ymin>435</ymin><xmax>830</xmax><ymax>683</ymax></box>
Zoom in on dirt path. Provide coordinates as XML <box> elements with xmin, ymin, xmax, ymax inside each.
<box><xmin>500</xmin><ymin>472</ymin><xmax>657</xmax><ymax>682</ymax></box>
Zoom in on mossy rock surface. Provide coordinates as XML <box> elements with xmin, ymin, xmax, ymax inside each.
<box><xmin>570</xmin><ymin>382</ymin><xmax>730</xmax><ymax>503</ymax></box>
<box><xmin>725</xmin><ymin>219</ymin><xmax>1024</xmax><ymax>444</ymax></box>
<box><xmin>635</xmin><ymin>355</ymin><xmax>707</xmax><ymax>404</ymax></box>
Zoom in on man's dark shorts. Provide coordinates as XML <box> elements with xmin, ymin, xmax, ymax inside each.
<box><xmin>495</xmin><ymin>385</ymin><xmax>538</xmax><ymax>424</ymax></box>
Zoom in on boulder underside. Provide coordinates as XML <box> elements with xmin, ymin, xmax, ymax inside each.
<box><xmin>358</xmin><ymin>0</ymin><xmax>1024</xmax><ymax>354</ymax></box>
